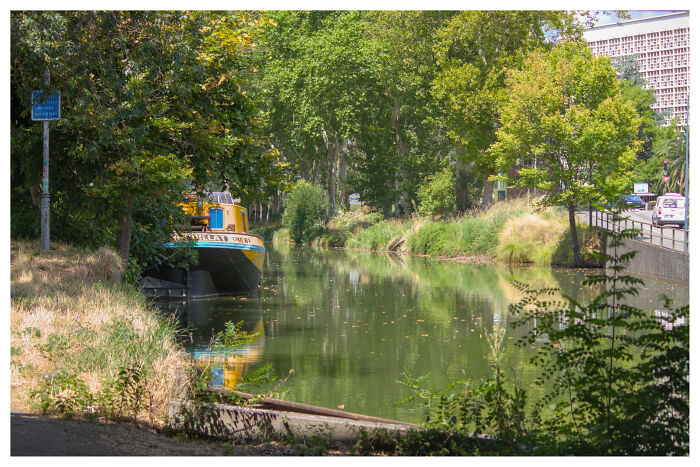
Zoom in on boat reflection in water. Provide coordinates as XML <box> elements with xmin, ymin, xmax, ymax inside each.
<box><xmin>158</xmin><ymin>296</ymin><xmax>264</xmax><ymax>390</ymax></box>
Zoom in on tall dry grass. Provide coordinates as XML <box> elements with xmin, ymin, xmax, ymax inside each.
<box><xmin>496</xmin><ymin>210</ymin><xmax>569</xmax><ymax>264</ymax></box>
<box><xmin>10</xmin><ymin>240</ymin><xmax>188</xmax><ymax>425</ymax></box>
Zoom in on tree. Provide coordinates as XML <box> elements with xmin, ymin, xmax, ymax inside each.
<box><xmin>654</xmin><ymin>127</ymin><xmax>688</xmax><ymax>194</ymax></box>
<box><xmin>11</xmin><ymin>11</ymin><xmax>285</xmax><ymax>269</ymax></box>
<box><xmin>357</xmin><ymin>11</ymin><xmax>453</xmax><ymax>216</ymax></box>
<box><xmin>258</xmin><ymin>11</ymin><xmax>385</xmax><ymax>217</ymax></box>
<box><xmin>281</xmin><ymin>180</ymin><xmax>327</xmax><ymax>245</ymax></box>
<box><xmin>489</xmin><ymin>41</ymin><xmax>641</xmax><ymax>267</ymax></box>
<box><xmin>431</xmin><ymin>11</ymin><xmax>595</xmax><ymax>211</ymax></box>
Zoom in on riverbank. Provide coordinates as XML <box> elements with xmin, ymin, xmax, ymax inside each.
<box><xmin>269</xmin><ymin>198</ymin><xmax>602</xmax><ymax>267</ymax></box>
<box><xmin>8</xmin><ymin>240</ymin><xmax>353</xmax><ymax>455</ymax></box>
<box><xmin>10</xmin><ymin>240</ymin><xmax>186</xmax><ymax>424</ymax></box>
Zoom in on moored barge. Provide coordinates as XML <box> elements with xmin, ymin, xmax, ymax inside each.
<box><xmin>139</xmin><ymin>192</ymin><xmax>265</xmax><ymax>299</ymax></box>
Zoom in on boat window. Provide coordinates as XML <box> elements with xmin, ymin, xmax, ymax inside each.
<box><xmin>242</xmin><ymin>212</ymin><xmax>248</xmax><ymax>232</ymax></box>
<box><xmin>209</xmin><ymin>208</ymin><xmax>224</xmax><ymax>229</ymax></box>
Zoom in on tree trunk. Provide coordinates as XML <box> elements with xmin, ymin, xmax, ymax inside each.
<box><xmin>328</xmin><ymin>147</ymin><xmax>337</xmax><ymax>217</ymax></box>
<box><xmin>338</xmin><ymin>139</ymin><xmax>349</xmax><ymax>212</ymax></box>
<box><xmin>481</xmin><ymin>179</ymin><xmax>494</xmax><ymax>209</ymax></box>
<box><xmin>456</xmin><ymin>158</ymin><xmax>469</xmax><ymax>213</ymax></box>
<box><xmin>567</xmin><ymin>202</ymin><xmax>587</xmax><ymax>267</ymax></box>
<box><xmin>115</xmin><ymin>199</ymin><xmax>134</xmax><ymax>272</ymax></box>
<box><xmin>273</xmin><ymin>189</ymin><xmax>281</xmax><ymax>219</ymax></box>
<box><xmin>389</xmin><ymin>94</ymin><xmax>409</xmax><ymax>216</ymax></box>
<box><xmin>322</xmin><ymin>126</ymin><xmax>338</xmax><ymax>218</ymax></box>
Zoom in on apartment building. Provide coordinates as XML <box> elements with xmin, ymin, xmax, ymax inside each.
<box><xmin>583</xmin><ymin>11</ymin><xmax>690</xmax><ymax>127</ymax></box>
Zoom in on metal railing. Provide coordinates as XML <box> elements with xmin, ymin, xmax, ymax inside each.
<box><xmin>591</xmin><ymin>209</ymin><xmax>689</xmax><ymax>253</ymax></box>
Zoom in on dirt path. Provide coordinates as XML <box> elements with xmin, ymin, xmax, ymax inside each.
<box><xmin>11</xmin><ymin>411</ymin><xmax>227</xmax><ymax>456</ymax></box>
<box><xmin>10</xmin><ymin>409</ymin><xmax>348</xmax><ymax>456</ymax></box>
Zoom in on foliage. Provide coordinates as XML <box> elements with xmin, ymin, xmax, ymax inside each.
<box><xmin>417</xmin><ymin>166</ymin><xmax>456</xmax><ymax>217</ymax></box>
<box><xmin>11</xmin><ymin>240</ymin><xmax>187</xmax><ymax>423</ymax></box>
<box><xmin>406</xmin><ymin>221</ymin><xmax>457</xmax><ymax>256</ymax></box>
<box><xmin>489</xmin><ymin>41</ymin><xmax>641</xmax><ymax>266</ymax></box>
<box><xmin>653</xmin><ymin>126</ymin><xmax>688</xmax><ymax>194</ymax></box>
<box><xmin>508</xmin><ymin>204</ymin><xmax>688</xmax><ymax>454</ymax></box>
<box><xmin>211</xmin><ymin>321</ymin><xmax>261</xmax><ymax>355</ymax></box>
<box><xmin>496</xmin><ymin>210</ymin><xmax>586</xmax><ymax>265</ymax></box>
<box><xmin>11</xmin><ymin>11</ymin><xmax>285</xmax><ymax>266</ymax></box>
<box><xmin>281</xmin><ymin>180</ymin><xmax>328</xmax><ymax>245</ymax></box>
<box><xmin>407</xmin><ymin>200</ymin><xmax>531</xmax><ymax>257</ymax></box>
<box><xmin>345</xmin><ymin>218</ymin><xmax>410</xmax><ymax>251</ymax></box>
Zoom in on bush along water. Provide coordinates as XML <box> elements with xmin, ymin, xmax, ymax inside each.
<box><xmin>275</xmin><ymin>197</ymin><xmax>602</xmax><ymax>266</ymax></box>
<box><xmin>281</xmin><ymin>181</ymin><xmax>327</xmax><ymax>245</ymax></box>
<box><xmin>384</xmin><ymin>200</ymin><xmax>688</xmax><ymax>455</ymax></box>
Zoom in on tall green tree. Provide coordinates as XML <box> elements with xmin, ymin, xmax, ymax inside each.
<box><xmin>431</xmin><ymin>11</ymin><xmax>594</xmax><ymax>210</ymax></box>
<box><xmin>259</xmin><ymin>11</ymin><xmax>385</xmax><ymax>217</ymax></box>
<box><xmin>489</xmin><ymin>41</ymin><xmax>641</xmax><ymax>267</ymax></box>
<box><xmin>11</xmin><ymin>11</ymin><xmax>284</xmax><ymax>267</ymax></box>
<box><xmin>356</xmin><ymin>11</ymin><xmax>453</xmax><ymax>216</ymax></box>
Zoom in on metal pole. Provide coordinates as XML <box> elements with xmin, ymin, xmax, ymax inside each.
<box><xmin>40</xmin><ymin>67</ymin><xmax>50</xmax><ymax>251</ymax></box>
<box><xmin>684</xmin><ymin>94</ymin><xmax>689</xmax><ymax>252</ymax></box>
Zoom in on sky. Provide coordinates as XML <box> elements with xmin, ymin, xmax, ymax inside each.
<box><xmin>594</xmin><ymin>10</ymin><xmax>687</xmax><ymax>26</ymax></box>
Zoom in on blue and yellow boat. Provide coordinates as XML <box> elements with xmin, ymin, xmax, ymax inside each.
<box><xmin>139</xmin><ymin>192</ymin><xmax>265</xmax><ymax>299</ymax></box>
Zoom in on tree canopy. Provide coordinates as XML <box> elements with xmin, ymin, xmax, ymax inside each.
<box><xmin>11</xmin><ymin>11</ymin><xmax>285</xmax><ymax>269</ymax></box>
<box><xmin>489</xmin><ymin>41</ymin><xmax>641</xmax><ymax>266</ymax></box>
<box><xmin>13</xmin><ymin>9</ymin><xmax>669</xmax><ymax>272</ymax></box>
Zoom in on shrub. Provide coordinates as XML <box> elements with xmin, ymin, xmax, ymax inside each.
<box><xmin>496</xmin><ymin>212</ymin><xmax>568</xmax><ymax>264</ymax></box>
<box><xmin>346</xmin><ymin>218</ymin><xmax>410</xmax><ymax>251</ymax></box>
<box><xmin>281</xmin><ymin>181</ymin><xmax>327</xmax><ymax>245</ymax></box>
<box><xmin>406</xmin><ymin>221</ymin><xmax>459</xmax><ymax>256</ymax></box>
<box><xmin>417</xmin><ymin>166</ymin><xmax>456</xmax><ymax>217</ymax></box>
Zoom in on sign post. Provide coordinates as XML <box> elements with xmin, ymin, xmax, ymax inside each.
<box><xmin>31</xmin><ymin>68</ymin><xmax>60</xmax><ymax>251</ymax></box>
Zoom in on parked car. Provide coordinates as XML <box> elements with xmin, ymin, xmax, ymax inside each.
<box><xmin>652</xmin><ymin>193</ymin><xmax>687</xmax><ymax>228</ymax></box>
<box><xmin>621</xmin><ymin>194</ymin><xmax>645</xmax><ymax>210</ymax></box>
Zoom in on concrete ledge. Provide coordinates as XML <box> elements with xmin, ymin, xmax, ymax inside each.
<box><xmin>169</xmin><ymin>400</ymin><xmax>415</xmax><ymax>442</ymax></box>
<box><xmin>609</xmin><ymin>238</ymin><xmax>688</xmax><ymax>283</ymax></box>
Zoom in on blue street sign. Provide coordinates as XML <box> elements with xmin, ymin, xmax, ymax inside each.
<box><xmin>31</xmin><ymin>91</ymin><xmax>61</xmax><ymax>120</ymax></box>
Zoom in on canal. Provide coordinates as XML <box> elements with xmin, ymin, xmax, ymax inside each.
<box><xmin>159</xmin><ymin>242</ymin><xmax>689</xmax><ymax>424</ymax></box>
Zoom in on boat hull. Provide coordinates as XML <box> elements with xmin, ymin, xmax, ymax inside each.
<box><xmin>140</xmin><ymin>232</ymin><xmax>265</xmax><ymax>299</ymax></box>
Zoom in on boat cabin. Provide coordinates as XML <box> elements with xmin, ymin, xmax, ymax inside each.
<box><xmin>181</xmin><ymin>192</ymin><xmax>250</xmax><ymax>234</ymax></box>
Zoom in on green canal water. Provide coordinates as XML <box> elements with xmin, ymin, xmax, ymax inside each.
<box><xmin>159</xmin><ymin>243</ymin><xmax>689</xmax><ymax>424</ymax></box>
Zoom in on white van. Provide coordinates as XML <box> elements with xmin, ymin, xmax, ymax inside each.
<box><xmin>652</xmin><ymin>193</ymin><xmax>687</xmax><ymax>228</ymax></box>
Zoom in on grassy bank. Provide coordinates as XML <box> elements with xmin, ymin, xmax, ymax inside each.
<box><xmin>10</xmin><ymin>240</ymin><xmax>188</xmax><ymax>425</ymax></box>
<box><xmin>275</xmin><ymin>198</ymin><xmax>601</xmax><ymax>267</ymax></box>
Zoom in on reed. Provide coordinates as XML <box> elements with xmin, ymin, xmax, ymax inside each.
<box><xmin>10</xmin><ymin>240</ymin><xmax>187</xmax><ymax>425</ymax></box>
<box><xmin>407</xmin><ymin>199</ymin><xmax>534</xmax><ymax>257</ymax></box>
<box><xmin>346</xmin><ymin>218</ymin><xmax>411</xmax><ymax>251</ymax></box>
<box><xmin>496</xmin><ymin>211</ymin><xmax>569</xmax><ymax>264</ymax></box>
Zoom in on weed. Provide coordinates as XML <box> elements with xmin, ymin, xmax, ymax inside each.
<box><xmin>11</xmin><ymin>240</ymin><xmax>187</xmax><ymax>424</ymax></box>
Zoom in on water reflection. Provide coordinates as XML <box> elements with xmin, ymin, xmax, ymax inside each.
<box><xmin>159</xmin><ymin>297</ymin><xmax>264</xmax><ymax>389</ymax></box>
<box><xmin>158</xmin><ymin>244</ymin><xmax>688</xmax><ymax>423</ymax></box>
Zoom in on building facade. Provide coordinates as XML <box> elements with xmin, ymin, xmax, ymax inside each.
<box><xmin>583</xmin><ymin>11</ymin><xmax>690</xmax><ymax>127</ymax></box>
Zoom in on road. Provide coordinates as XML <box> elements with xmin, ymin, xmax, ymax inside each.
<box><xmin>583</xmin><ymin>209</ymin><xmax>689</xmax><ymax>253</ymax></box>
